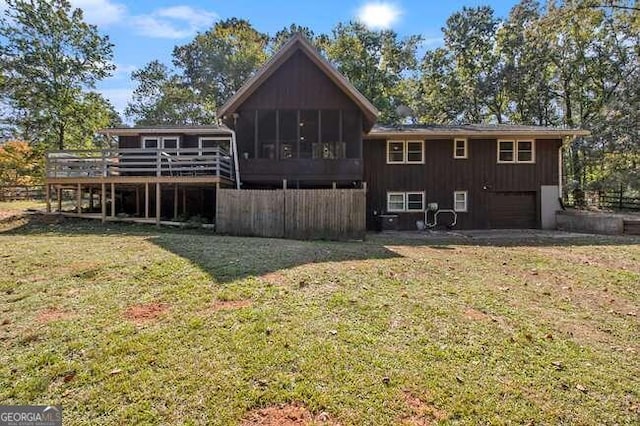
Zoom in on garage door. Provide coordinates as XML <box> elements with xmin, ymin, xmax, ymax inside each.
<box><xmin>489</xmin><ymin>192</ymin><xmax>537</xmax><ymax>229</ymax></box>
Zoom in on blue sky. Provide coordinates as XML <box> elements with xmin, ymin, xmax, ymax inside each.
<box><xmin>3</xmin><ymin>1</ymin><xmax>519</xmax><ymax>115</ymax></box>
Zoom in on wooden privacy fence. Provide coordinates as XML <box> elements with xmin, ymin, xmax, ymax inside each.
<box><xmin>216</xmin><ymin>189</ymin><xmax>366</xmax><ymax>240</ymax></box>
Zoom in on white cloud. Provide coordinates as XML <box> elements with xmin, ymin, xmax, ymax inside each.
<box><xmin>357</xmin><ymin>2</ymin><xmax>402</xmax><ymax>30</ymax></box>
<box><xmin>69</xmin><ymin>0</ymin><xmax>127</xmax><ymax>26</ymax></box>
<box><xmin>131</xmin><ymin>6</ymin><xmax>217</xmax><ymax>39</ymax></box>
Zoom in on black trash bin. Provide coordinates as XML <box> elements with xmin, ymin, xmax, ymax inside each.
<box><xmin>379</xmin><ymin>214</ymin><xmax>399</xmax><ymax>231</ymax></box>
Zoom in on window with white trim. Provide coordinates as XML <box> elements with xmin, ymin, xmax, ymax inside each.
<box><xmin>386</xmin><ymin>140</ymin><xmax>424</xmax><ymax>164</ymax></box>
<box><xmin>498</xmin><ymin>139</ymin><xmax>535</xmax><ymax>163</ymax></box>
<box><xmin>142</xmin><ymin>137</ymin><xmax>159</xmax><ymax>149</ymax></box>
<box><xmin>387</xmin><ymin>141</ymin><xmax>405</xmax><ymax>163</ymax></box>
<box><xmin>454</xmin><ymin>191</ymin><xmax>468</xmax><ymax>212</ymax></box>
<box><xmin>406</xmin><ymin>141</ymin><xmax>424</xmax><ymax>163</ymax></box>
<box><xmin>387</xmin><ymin>191</ymin><xmax>425</xmax><ymax>212</ymax></box>
<box><xmin>454</xmin><ymin>138</ymin><xmax>468</xmax><ymax>159</ymax></box>
<box><xmin>387</xmin><ymin>192</ymin><xmax>406</xmax><ymax>212</ymax></box>
<box><xmin>142</xmin><ymin>136</ymin><xmax>180</xmax><ymax>150</ymax></box>
<box><xmin>406</xmin><ymin>192</ymin><xmax>425</xmax><ymax>211</ymax></box>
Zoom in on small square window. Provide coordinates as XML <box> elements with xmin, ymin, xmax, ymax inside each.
<box><xmin>517</xmin><ymin>141</ymin><xmax>533</xmax><ymax>162</ymax></box>
<box><xmin>406</xmin><ymin>192</ymin><xmax>425</xmax><ymax>211</ymax></box>
<box><xmin>387</xmin><ymin>141</ymin><xmax>405</xmax><ymax>163</ymax></box>
<box><xmin>454</xmin><ymin>139</ymin><xmax>467</xmax><ymax>159</ymax></box>
<box><xmin>142</xmin><ymin>137</ymin><xmax>158</xmax><ymax>149</ymax></box>
<box><xmin>406</xmin><ymin>141</ymin><xmax>424</xmax><ymax>163</ymax></box>
<box><xmin>454</xmin><ymin>191</ymin><xmax>468</xmax><ymax>212</ymax></box>
<box><xmin>387</xmin><ymin>192</ymin><xmax>405</xmax><ymax>212</ymax></box>
<box><xmin>162</xmin><ymin>137</ymin><xmax>179</xmax><ymax>150</ymax></box>
<box><xmin>498</xmin><ymin>141</ymin><xmax>515</xmax><ymax>162</ymax></box>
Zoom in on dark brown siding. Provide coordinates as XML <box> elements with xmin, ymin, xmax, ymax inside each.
<box><xmin>363</xmin><ymin>138</ymin><xmax>561</xmax><ymax>230</ymax></box>
<box><xmin>239</xmin><ymin>51</ymin><xmax>359</xmax><ymax>110</ymax></box>
<box><xmin>227</xmin><ymin>49</ymin><xmax>365</xmax><ymax>185</ymax></box>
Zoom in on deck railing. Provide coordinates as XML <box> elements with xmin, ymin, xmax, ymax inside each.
<box><xmin>46</xmin><ymin>147</ymin><xmax>234</xmax><ymax>180</ymax></box>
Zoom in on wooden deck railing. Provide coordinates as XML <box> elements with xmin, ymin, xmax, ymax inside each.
<box><xmin>46</xmin><ymin>147</ymin><xmax>234</xmax><ymax>180</ymax></box>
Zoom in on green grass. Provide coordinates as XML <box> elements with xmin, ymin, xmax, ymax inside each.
<box><xmin>0</xmin><ymin>210</ymin><xmax>638</xmax><ymax>424</ymax></box>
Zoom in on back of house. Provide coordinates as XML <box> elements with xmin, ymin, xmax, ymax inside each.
<box><xmin>44</xmin><ymin>34</ymin><xmax>589</xmax><ymax>236</ymax></box>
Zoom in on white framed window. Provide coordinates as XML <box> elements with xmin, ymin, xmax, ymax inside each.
<box><xmin>142</xmin><ymin>137</ymin><xmax>159</xmax><ymax>149</ymax></box>
<box><xmin>199</xmin><ymin>137</ymin><xmax>231</xmax><ymax>155</ymax></box>
<box><xmin>406</xmin><ymin>192</ymin><xmax>425</xmax><ymax>211</ymax></box>
<box><xmin>454</xmin><ymin>138</ymin><xmax>468</xmax><ymax>159</ymax></box>
<box><xmin>142</xmin><ymin>136</ymin><xmax>180</xmax><ymax>150</ymax></box>
<box><xmin>387</xmin><ymin>192</ymin><xmax>406</xmax><ymax>212</ymax></box>
<box><xmin>516</xmin><ymin>140</ymin><xmax>534</xmax><ymax>163</ymax></box>
<box><xmin>386</xmin><ymin>140</ymin><xmax>425</xmax><ymax>164</ymax></box>
<box><xmin>387</xmin><ymin>191</ymin><xmax>425</xmax><ymax>212</ymax></box>
<box><xmin>406</xmin><ymin>141</ymin><xmax>424</xmax><ymax>164</ymax></box>
<box><xmin>454</xmin><ymin>191</ymin><xmax>468</xmax><ymax>212</ymax></box>
<box><xmin>387</xmin><ymin>141</ymin><xmax>405</xmax><ymax>164</ymax></box>
<box><xmin>161</xmin><ymin>136</ymin><xmax>180</xmax><ymax>150</ymax></box>
<box><xmin>498</xmin><ymin>139</ymin><xmax>535</xmax><ymax>163</ymax></box>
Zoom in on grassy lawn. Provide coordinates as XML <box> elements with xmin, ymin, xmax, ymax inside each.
<box><xmin>0</xmin><ymin>207</ymin><xmax>638</xmax><ymax>424</ymax></box>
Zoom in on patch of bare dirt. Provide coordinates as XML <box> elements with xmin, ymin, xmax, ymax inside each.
<box><xmin>241</xmin><ymin>403</ymin><xmax>336</xmax><ymax>425</ymax></box>
<box><xmin>400</xmin><ymin>391</ymin><xmax>448</xmax><ymax>425</ymax></box>
<box><xmin>36</xmin><ymin>308</ymin><xmax>73</xmax><ymax>324</ymax></box>
<box><xmin>212</xmin><ymin>300</ymin><xmax>252</xmax><ymax>311</ymax></box>
<box><xmin>463</xmin><ymin>307</ymin><xmax>490</xmax><ymax>321</ymax></box>
<box><xmin>124</xmin><ymin>302</ymin><xmax>169</xmax><ymax>323</ymax></box>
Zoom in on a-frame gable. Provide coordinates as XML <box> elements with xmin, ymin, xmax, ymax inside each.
<box><xmin>217</xmin><ymin>34</ymin><xmax>379</xmax><ymax>130</ymax></box>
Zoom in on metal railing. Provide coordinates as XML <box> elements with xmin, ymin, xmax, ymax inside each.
<box><xmin>46</xmin><ymin>147</ymin><xmax>234</xmax><ymax>180</ymax></box>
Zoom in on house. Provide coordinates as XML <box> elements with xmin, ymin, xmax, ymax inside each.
<box><xmin>44</xmin><ymin>34</ymin><xmax>589</xmax><ymax>234</ymax></box>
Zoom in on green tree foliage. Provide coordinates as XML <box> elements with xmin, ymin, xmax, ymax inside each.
<box><xmin>125</xmin><ymin>61</ymin><xmax>215</xmax><ymax>126</ymax></box>
<box><xmin>323</xmin><ymin>23</ymin><xmax>422</xmax><ymax>123</ymax></box>
<box><xmin>0</xmin><ymin>0</ymin><xmax>117</xmax><ymax>149</ymax></box>
<box><xmin>173</xmin><ymin>18</ymin><xmax>269</xmax><ymax>108</ymax></box>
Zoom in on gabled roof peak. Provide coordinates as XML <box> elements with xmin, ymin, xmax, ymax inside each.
<box><xmin>217</xmin><ymin>34</ymin><xmax>379</xmax><ymax>129</ymax></box>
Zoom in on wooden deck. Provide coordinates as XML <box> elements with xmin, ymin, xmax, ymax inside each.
<box><xmin>46</xmin><ymin>147</ymin><xmax>235</xmax><ymax>183</ymax></box>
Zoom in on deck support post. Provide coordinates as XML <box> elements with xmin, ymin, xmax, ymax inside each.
<box><xmin>101</xmin><ymin>183</ymin><xmax>106</xmax><ymax>223</ymax></box>
<box><xmin>45</xmin><ymin>184</ymin><xmax>51</xmax><ymax>213</ymax></box>
<box><xmin>145</xmin><ymin>183</ymin><xmax>149</xmax><ymax>219</ymax></box>
<box><xmin>89</xmin><ymin>188</ymin><xmax>94</xmax><ymax>211</ymax></box>
<box><xmin>182</xmin><ymin>187</ymin><xmax>186</xmax><ymax>216</ymax></box>
<box><xmin>332</xmin><ymin>181</ymin><xmax>337</xmax><ymax>190</ymax></box>
<box><xmin>57</xmin><ymin>187</ymin><xmax>62</xmax><ymax>213</ymax></box>
<box><xmin>173</xmin><ymin>184</ymin><xmax>178</xmax><ymax>220</ymax></box>
<box><xmin>135</xmin><ymin>186</ymin><xmax>140</xmax><ymax>216</ymax></box>
<box><xmin>282</xmin><ymin>179</ymin><xmax>287</xmax><ymax>190</ymax></box>
<box><xmin>155</xmin><ymin>183</ymin><xmax>161</xmax><ymax>226</ymax></box>
<box><xmin>110</xmin><ymin>182</ymin><xmax>115</xmax><ymax>218</ymax></box>
<box><xmin>76</xmin><ymin>183</ymin><xmax>82</xmax><ymax>215</ymax></box>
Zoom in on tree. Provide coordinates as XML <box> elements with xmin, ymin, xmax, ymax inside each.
<box><xmin>125</xmin><ymin>61</ymin><xmax>215</xmax><ymax>126</ymax></box>
<box><xmin>172</xmin><ymin>18</ymin><xmax>269</xmax><ymax>108</ymax></box>
<box><xmin>271</xmin><ymin>24</ymin><xmax>326</xmax><ymax>52</ymax></box>
<box><xmin>0</xmin><ymin>140</ymin><xmax>42</xmax><ymax>185</ymax></box>
<box><xmin>323</xmin><ymin>22</ymin><xmax>422</xmax><ymax>123</ymax></box>
<box><xmin>0</xmin><ymin>0</ymin><xmax>115</xmax><ymax>149</ymax></box>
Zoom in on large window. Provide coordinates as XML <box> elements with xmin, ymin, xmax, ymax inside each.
<box><xmin>299</xmin><ymin>110</ymin><xmax>318</xmax><ymax>159</ymax></box>
<box><xmin>248</xmin><ymin>109</ymin><xmax>355</xmax><ymax>160</ymax></box>
<box><xmin>258</xmin><ymin>110</ymin><xmax>276</xmax><ymax>159</ymax></box>
<box><xmin>386</xmin><ymin>140</ymin><xmax>424</xmax><ymax>164</ymax></box>
<box><xmin>498</xmin><ymin>140</ymin><xmax>535</xmax><ymax>163</ymax></box>
<box><xmin>199</xmin><ymin>137</ymin><xmax>230</xmax><ymax>155</ymax></box>
<box><xmin>386</xmin><ymin>191</ymin><xmax>425</xmax><ymax>212</ymax></box>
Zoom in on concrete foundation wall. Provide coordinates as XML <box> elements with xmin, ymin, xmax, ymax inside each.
<box><xmin>556</xmin><ymin>210</ymin><xmax>624</xmax><ymax>235</ymax></box>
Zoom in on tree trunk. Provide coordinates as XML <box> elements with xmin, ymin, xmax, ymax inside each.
<box><xmin>58</xmin><ymin>123</ymin><xmax>65</xmax><ymax>150</ymax></box>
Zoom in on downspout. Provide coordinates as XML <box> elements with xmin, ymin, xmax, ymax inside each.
<box><xmin>230</xmin><ymin>129</ymin><xmax>240</xmax><ymax>189</ymax></box>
